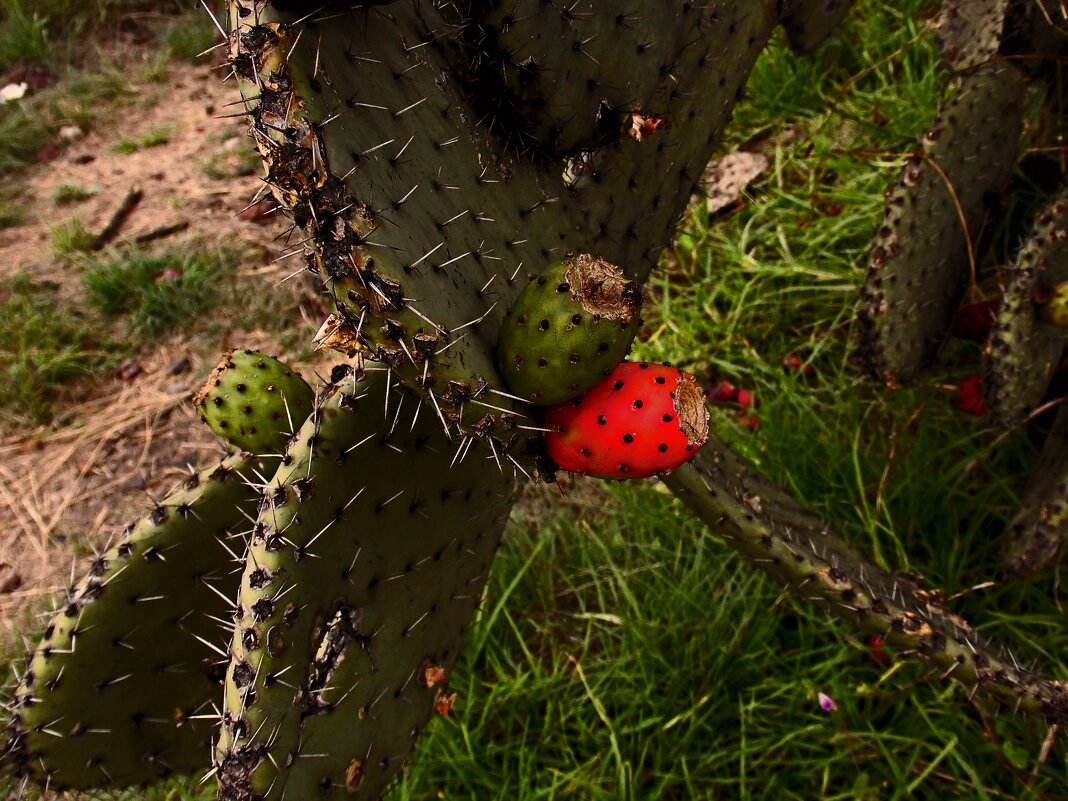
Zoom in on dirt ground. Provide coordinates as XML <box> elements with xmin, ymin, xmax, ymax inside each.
<box><xmin>0</xmin><ymin>60</ymin><xmax>332</xmax><ymax>643</ymax></box>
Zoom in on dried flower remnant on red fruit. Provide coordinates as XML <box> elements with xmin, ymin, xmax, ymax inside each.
<box><xmin>544</xmin><ymin>361</ymin><xmax>710</xmax><ymax>479</ymax></box>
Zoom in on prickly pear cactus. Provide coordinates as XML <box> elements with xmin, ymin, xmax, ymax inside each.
<box><xmin>215</xmin><ymin>365</ymin><xmax>516</xmax><ymax>800</ymax></box>
<box><xmin>194</xmin><ymin>349</ymin><xmax>314</xmax><ymax>455</ymax></box>
<box><xmin>227</xmin><ymin>0</ymin><xmax>781</xmax><ymax>455</ymax></box>
<box><xmin>1004</xmin><ymin>405</ymin><xmax>1068</xmax><ymax>577</ymax></box>
<box><xmin>6</xmin><ymin>454</ymin><xmax>269</xmax><ymax>790</ymax></box>
<box><xmin>857</xmin><ymin>61</ymin><xmax>1027</xmax><ymax>384</ymax></box>
<box><xmin>780</xmin><ymin>0</ymin><xmax>856</xmax><ymax>55</ymax></box>
<box><xmin>985</xmin><ymin>190</ymin><xmax>1068</xmax><ymax>425</ymax></box>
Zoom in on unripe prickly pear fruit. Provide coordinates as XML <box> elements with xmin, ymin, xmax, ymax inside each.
<box><xmin>496</xmin><ymin>254</ymin><xmax>642</xmax><ymax>406</ymax></box>
<box><xmin>1038</xmin><ymin>281</ymin><xmax>1068</xmax><ymax>328</ymax></box>
<box><xmin>544</xmin><ymin>361</ymin><xmax>710</xmax><ymax>479</ymax></box>
<box><xmin>193</xmin><ymin>349</ymin><xmax>314</xmax><ymax>454</ymax></box>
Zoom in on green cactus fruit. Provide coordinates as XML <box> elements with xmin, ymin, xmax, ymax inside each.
<box><xmin>1003</xmin><ymin>404</ymin><xmax>1068</xmax><ymax>577</ymax></box>
<box><xmin>985</xmin><ymin>190</ymin><xmax>1068</xmax><ymax>425</ymax></box>
<box><xmin>857</xmin><ymin>62</ymin><xmax>1027</xmax><ymax>384</ymax></box>
<box><xmin>1038</xmin><ymin>280</ymin><xmax>1068</xmax><ymax>327</ymax></box>
<box><xmin>495</xmin><ymin>255</ymin><xmax>642</xmax><ymax>406</ymax></box>
<box><xmin>215</xmin><ymin>365</ymin><xmax>517</xmax><ymax>801</ymax></box>
<box><xmin>193</xmin><ymin>349</ymin><xmax>314</xmax><ymax>455</ymax></box>
<box><xmin>6</xmin><ymin>453</ymin><xmax>269</xmax><ymax>791</ymax></box>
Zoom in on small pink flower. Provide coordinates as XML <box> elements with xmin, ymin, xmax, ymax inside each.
<box><xmin>818</xmin><ymin>692</ymin><xmax>837</xmax><ymax>713</ymax></box>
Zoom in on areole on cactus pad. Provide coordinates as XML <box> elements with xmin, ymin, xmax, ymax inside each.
<box><xmin>544</xmin><ymin>361</ymin><xmax>710</xmax><ymax>479</ymax></box>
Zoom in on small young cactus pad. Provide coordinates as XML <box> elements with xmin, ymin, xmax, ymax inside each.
<box><xmin>496</xmin><ymin>255</ymin><xmax>642</xmax><ymax>406</ymax></box>
<box><xmin>544</xmin><ymin>361</ymin><xmax>709</xmax><ymax>479</ymax></box>
<box><xmin>193</xmin><ymin>350</ymin><xmax>314</xmax><ymax>455</ymax></box>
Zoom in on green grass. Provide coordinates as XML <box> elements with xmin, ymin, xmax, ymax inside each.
<box><xmin>52</xmin><ymin>181</ymin><xmax>98</xmax><ymax>205</ymax></box>
<box><xmin>0</xmin><ymin>273</ymin><xmax>121</xmax><ymax>428</ymax></box>
<box><xmin>113</xmin><ymin>124</ymin><xmax>176</xmax><ymax>154</ymax></box>
<box><xmin>162</xmin><ymin>13</ymin><xmax>221</xmax><ymax>63</ymax></box>
<box><xmin>0</xmin><ymin>2</ymin><xmax>217</xmax><ymax>172</ymax></box>
<box><xmin>83</xmin><ymin>244</ymin><xmax>238</xmax><ymax>337</ymax></box>
<box><xmin>49</xmin><ymin>215</ymin><xmax>95</xmax><ymax>257</ymax></box>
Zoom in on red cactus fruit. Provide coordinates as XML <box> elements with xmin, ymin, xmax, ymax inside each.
<box><xmin>950</xmin><ymin>300</ymin><xmax>998</xmax><ymax>343</ymax></box>
<box><xmin>956</xmin><ymin>375</ymin><xmax>986</xmax><ymax>417</ymax></box>
<box><xmin>706</xmin><ymin>381</ymin><xmax>738</xmax><ymax>403</ymax></box>
<box><xmin>544</xmin><ymin>361</ymin><xmax>710</xmax><ymax>479</ymax></box>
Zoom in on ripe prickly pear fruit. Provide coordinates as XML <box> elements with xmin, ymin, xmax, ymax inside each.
<box><xmin>951</xmin><ymin>300</ymin><xmax>999</xmax><ymax>342</ymax></box>
<box><xmin>1038</xmin><ymin>281</ymin><xmax>1068</xmax><ymax>327</ymax></box>
<box><xmin>193</xmin><ymin>349</ymin><xmax>314</xmax><ymax>454</ymax></box>
<box><xmin>496</xmin><ymin>254</ymin><xmax>643</xmax><ymax>406</ymax></box>
<box><xmin>543</xmin><ymin>361</ymin><xmax>710</xmax><ymax>479</ymax></box>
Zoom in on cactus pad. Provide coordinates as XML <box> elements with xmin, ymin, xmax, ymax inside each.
<box><xmin>937</xmin><ymin>0</ymin><xmax>1009</xmax><ymax>71</ymax></box>
<box><xmin>215</xmin><ymin>366</ymin><xmax>517</xmax><ymax>801</ymax></box>
<box><xmin>496</xmin><ymin>255</ymin><xmax>642</xmax><ymax>406</ymax></box>
<box><xmin>857</xmin><ymin>62</ymin><xmax>1027</xmax><ymax>384</ymax></box>
<box><xmin>985</xmin><ymin>190</ymin><xmax>1068</xmax><ymax>425</ymax></box>
<box><xmin>1003</xmin><ymin>404</ymin><xmax>1068</xmax><ymax>576</ymax></box>
<box><xmin>6</xmin><ymin>454</ymin><xmax>268</xmax><ymax>791</ymax></box>
<box><xmin>194</xmin><ymin>350</ymin><xmax>315</xmax><ymax>456</ymax></box>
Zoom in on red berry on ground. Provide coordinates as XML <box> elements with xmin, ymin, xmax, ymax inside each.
<box><xmin>867</xmin><ymin>635</ymin><xmax>891</xmax><ymax>667</ymax></box>
<box><xmin>544</xmin><ymin>361</ymin><xmax>710</xmax><ymax>480</ymax></box>
<box><xmin>706</xmin><ymin>381</ymin><xmax>738</xmax><ymax>403</ymax></box>
<box><xmin>736</xmin><ymin>389</ymin><xmax>755</xmax><ymax>410</ymax></box>
<box><xmin>956</xmin><ymin>375</ymin><xmax>986</xmax><ymax>417</ymax></box>
<box><xmin>783</xmin><ymin>354</ymin><xmax>815</xmax><ymax>376</ymax></box>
